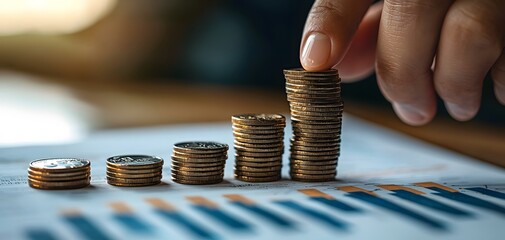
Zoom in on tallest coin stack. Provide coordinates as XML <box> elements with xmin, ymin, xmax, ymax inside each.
<box><xmin>284</xmin><ymin>68</ymin><xmax>343</xmax><ymax>182</ymax></box>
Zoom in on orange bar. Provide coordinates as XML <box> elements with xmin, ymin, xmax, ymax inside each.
<box><xmin>415</xmin><ymin>182</ymin><xmax>458</xmax><ymax>192</ymax></box>
<box><xmin>223</xmin><ymin>194</ymin><xmax>255</xmax><ymax>205</ymax></box>
<box><xmin>186</xmin><ymin>196</ymin><xmax>218</xmax><ymax>208</ymax></box>
<box><xmin>378</xmin><ymin>185</ymin><xmax>425</xmax><ymax>195</ymax></box>
<box><xmin>298</xmin><ymin>189</ymin><xmax>334</xmax><ymax>199</ymax></box>
<box><xmin>109</xmin><ymin>202</ymin><xmax>133</xmax><ymax>213</ymax></box>
<box><xmin>337</xmin><ymin>186</ymin><xmax>377</xmax><ymax>196</ymax></box>
<box><xmin>61</xmin><ymin>208</ymin><xmax>82</xmax><ymax>216</ymax></box>
<box><xmin>145</xmin><ymin>198</ymin><xmax>176</xmax><ymax>211</ymax></box>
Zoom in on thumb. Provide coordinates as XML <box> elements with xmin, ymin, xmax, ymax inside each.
<box><xmin>300</xmin><ymin>0</ymin><xmax>373</xmax><ymax>71</ymax></box>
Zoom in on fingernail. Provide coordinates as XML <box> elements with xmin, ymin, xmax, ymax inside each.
<box><xmin>301</xmin><ymin>32</ymin><xmax>331</xmax><ymax>69</ymax></box>
<box><xmin>445</xmin><ymin>102</ymin><xmax>476</xmax><ymax>121</ymax></box>
<box><xmin>392</xmin><ymin>102</ymin><xmax>429</xmax><ymax>126</ymax></box>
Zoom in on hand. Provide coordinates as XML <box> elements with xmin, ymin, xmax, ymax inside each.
<box><xmin>300</xmin><ymin>0</ymin><xmax>505</xmax><ymax>125</ymax></box>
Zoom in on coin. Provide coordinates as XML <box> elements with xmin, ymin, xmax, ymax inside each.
<box><xmin>234</xmin><ymin>165</ymin><xmax>282</xmax><ymax>172</ymax></box>
<box><xmin>233</xmin><ymin>131</ymin><xmax>284</xmax><ymax>139</ymax></box>
<box><xmin>106</xmin><ymin>166</ymin><xmax>163</xmax><ymax>174</ymax></box>
<box><xmin>106</xmin><ymin>171</ymin><xmax>161</xmax><ymax>179</ymax></box>
<box><xmin>232</xmin><ymin>114</ymin><xmax>286</xmax><ymax>126</ymax></box>
<box><xmin>290</xmin><ymin>169</ymin><xmax>337</xmax><ymax>175</ymax></box>
<box><xmin>107</xmin><ymin>176</ymin><xmax>162</xmax><ymax>184</ymax></box>
<box><xmin>172</xmin><ymin>151</ymin><xmax>227</xmax><ymax>159</ymax></box>
<box><xmin>28</xmin><ymin>178</ymin><xmax>90</xmax><ymax>188</ymax></box>
<box><xmin>235</xmin><ymin>150</ymin><xmax>283</xmax><ymax>158</ymax></box>
<box><xmin>171</xmin><ymin>178</ymin><xmax>223</xmax><ymax>185</ymax></box>
<box><xmin>171</xmin><ymin>174</ymin><xmax>224</xmax><ymax>182</ymax></box>
<box><xmin>106</xmin><ymin>155</ymin><xmax>163</xmax><ymax>169</ymax></box>
<box><xmin>290</xmin><ymin>159</ymin><xmax>338</xmax><ymax>165</ymax></box>
<box><xmin>289</xmin><ymin>164</ymin><xmax>336</xmax><ymax>170</ymax></box>
<box><xmin>290</xmin><ymin>172</ymin><xmax>336</xmax><ymax>181</ymax></box>
<box><xmin>28</xmin><ymin>173</ymin><xmax>90</xmax><ymax>182</ymax></box>
<box><xmin>234</xmin><ymin>136</ymin><xmax>284</xmax><ymax>144</ymax></box>
<box><xmin>231</xmin><ymin>123</ymin><xmax>286</xmax><ymax>130</ymax></box>
<box><xmin>234</xmin><ymin>145</ymin><xmax>284</xmax><ymax>153</ymax></box>
<box><xmin>234</xmin><ymin>174</ymin><xmax>281</xmax><ymax>183</ymax></box>
<box><xmin>233</xmin><ymin>140</ymin><xmax>284</xmax><ymax>149</ymax></box>
<box><xmin>171</xmin><ymin>169</ymin><xmax>224</xmax><ymax>177</ymax></box>
<box><xmin>30</xmin><ymin>158</ymin><xmax>90</xmax><ymax>172</ymax></box>
<box><xmin>171</xmin><ymin>155</ymin><xmax>227</xmax><ymax>163</ymax></box>
<box><xmin>234</xmin><ymin>155</ymin><xmax>283</xmax><ymax>162</ymax></box>
<box><xmin>173</xmin><ymin>141</ymin><xmax>228</xmax><ymax>154</ymax></box>
<box><xmin>107</xmin><ymin>181</ymin><xmax>161</xmax><ymax>187</ymax></box>
<box><xmin>171</xmin><ymin>160</ymin><xmax>226</xmax><ymax>168</ymax></box>
<box><xmin>235</xmin><ymin>160</ymin><xmax>283</xmax><ymax>168</ymax></box>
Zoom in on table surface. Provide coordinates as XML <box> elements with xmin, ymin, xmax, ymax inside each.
<box><xmin>1</xmin><ymin>73</ymin><xmax>504</xmax><ymax>167</ymax></box>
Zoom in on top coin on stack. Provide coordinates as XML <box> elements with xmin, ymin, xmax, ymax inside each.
<box><xmin>232</xmin><ymin>114</ymin><xmax>285</xmax><ymax>182</ymax></box>
<box><xmin>106</xmin><ymin>155</ymin><xmax>163</xmax><ymax>187</ymax></box>
<box><xmin>171</xmin><ymin>141</ymin><xmax>228</xmax><ymax>185</ymax></box>
<box><xmin>284</xmin><ymin>68</ymin><xmax>343</xmax><ymax>182</ymax></box>
<box><xmin>28</xmin><ymin>158</ymin><xmax>91</xmax><ymax>190</ymax></box>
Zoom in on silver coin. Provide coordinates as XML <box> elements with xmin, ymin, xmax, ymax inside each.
<box><xmin>30</xmin><ymin>158</ymin><xmax>90</xmax><ymax>171</ymax></box>
<box><xmin>107</xmin><ymin>155</ymin><xmax>163</xmax><ymax>168</ymax></box>
<box><xmin>173</xmin><ymin>141</ymin><xmax>228</xmax><ymax>154</ymax></box>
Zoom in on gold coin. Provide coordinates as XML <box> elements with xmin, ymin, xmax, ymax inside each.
<box><xmin>234</xmin><ymin>174</ymin><xmax>281</xmax><ymax>183</ymax></box>
<box><xmin>171</xmin><ymin>160</ymin><xmax>226</xmax><ymax>168</ymax></box>
<box><xmin>235</xmin><ymin>150</ymin><xmax>283</xmax><ymax>158</ymax></box>
<box><xmin>106</xmin><ymin>166</ymin><xmax>163</xmax><ymax>174</ymax></box>
<box><xmin>107</xmin><ymin>180</ymin><xmax>161</xmax><ymax>187</ymax></box>
<box><xmin>290</xmin><ymin>172</ymin><xmax>336</xmax><ymax>181</ymax></box>
<box><xmin>171</xmin><ymin>169</ymin><xmax>224</xmax><ymax>177</ymax></box>
<box><xmin>171</xmin><ymin>174</ymin><xmax>223</xmax><ymax>182</ymax></box>
<box><xmin>289</xmin><ymin>164</ymin><xmax>336</xmax><ymax>170</ymax></box>
<box><xmin>171</xmin><ymin>177</ymin><xmax>223</xmax><ymax>185</ymax></box>
<box><xmin>290</xmin><ymin>168</ymin><xmax>336</xmax><ymax>175</ymax></box>
<box><xmin>28</xmin><ymin>173</ymin><xmax>90</xmax><ymax>182</ymax></box>
<box><xmin>290</xmin><ymin>156</ymin><xmax>338</xmax><ymax>162</ymax></box>
<box><xmin>285</xmin><ymin>83</ymin><xmax>341</xmax><ymax>90</ymax></box>
<box><xmin>234</xmin><ymin>170</ymin><xmax>280</xmax><ymax>177</ymax></box>
<box><xmin>106</xmin><ymin>171</ymin><xmax>161</xmax><ymax>179</ymax></box>
<box><xmin>234</xmin><ymin>165</ymin><xmax>282</xmax><ymax>172</ymax></box>
<box><xmin>234</xmin><ymin>136</ymin><xmax>284</xmax><ymax>144</ymax></box>
<box><xmin>290</xmin><ymin>159</ymin><xmax>338</xmax><ymax>165</ymax></box>
<box><xmin>171</xmin><ymin>155</ymin><xmax>227</xmax><ymax>163</ymax></box>
<box><xmin>290</xmin><ymin>149</ymin><xmax>339</xmax><ymax>156</ymax></box>
<box><xmin>171</xmin><ymin>165</ymin><xmax>223</xmax><ymax>172</ymax></box>
<box><xmin>290</xmin><ymin>144</ymin><xmax>340</xmax><ymax>152</ymax></box>
<box><xmin>172</xmin><ymin>151</ymin><xmax>227</xmax><ymax>159</ymax></box>
<box><xmin>235</xmin><ymin>161</ymin><xmax>282</xmax><ymax>168</ymax></box>
<box><xmin>235</xmin><ymin>155</ymin><xmax>283</xmax><ymax>162</ymax></box>
<box><xmin>233</xmin><ymin>131</ymin><xmax>284</xmax><ymax>140</ymax></box>
<box><xmin>234</xmin><ymin>145</ymin><xmax>284</xmax><ymax>153</ymax></box>
<box><xmin>28</xmin><ymin>177</ymin><xmax>90</xmax><ymax>188</ymax></box>
<box><xmin>232</xmin><ymin>123</ymin><xmax>285</xmax><ymax>130</ymax></box>
<box><xmin>28</xmin><ymin>168</ymin><xmax>89</xmax><ymax>178</ymax></box>
<box><xmin>106</xmin><ymin>176</ymin><xmax>162</xmax><ymax>184</ymax></box>
<box><xmin>233</xmin><ymin>127</ymin><xmax>284</xmax><ymax>135</ymax></box>
<box><xmin>234</xmin><ymin>140</ymin><xmax>283</xmax><ymax>149</ymax></box>
<box><xmin>28</xmin><ymin>181</ymin><xmax>90</xmax><ymax>190</ymax></box>
<box><xmin>283</xmin><ymin>68</ymin><xmax>338</xmax><ymax>75</ymax></box>
<box><xmin>231</xmin><ymin>114</ymin><xmax>285</xmax><ymax>126</ymax></box>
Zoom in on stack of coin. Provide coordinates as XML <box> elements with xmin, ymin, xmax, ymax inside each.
<box><xmin>284</xmin><ymin>68</ymin><xmax>343</xmax><ymax>182</ymax></box>
<box><xmin>232</xmin><ymin>114</ymin><xmax>285</xmax><ymax>182</ymax></box>
<box><xmin>28</xmin><ymin>158</ymin><xmax>91</xmax><ymax>190</ymax></box>
<box><xmin>106</xmin><ymin>155</ymin><xmax>163</xmax><ymax>187</ymax></box>
<box><xmin>171</xmin><ymin>142</ymin><xmax>228</xmax><ymax>185</ymax></box>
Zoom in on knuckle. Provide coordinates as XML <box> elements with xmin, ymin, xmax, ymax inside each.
<box><xmin>310</xmin><ymin>0</ymin><xmax>344</xmax><ymax>19</ymax></box>
<box><xmin>448</xmin><ymin>5</ymin><xmax>504</xmax><ymax>51</ymax></box>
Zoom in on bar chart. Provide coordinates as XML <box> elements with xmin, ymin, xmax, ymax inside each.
<box><xmin>17</xmin><ymin>182</ymin><xmax>505</xmax><ymax>240</ymax></box>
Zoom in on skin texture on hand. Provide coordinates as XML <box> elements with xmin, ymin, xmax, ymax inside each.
<box><xmin>300</xmin><ymin>0</ymin><xmax>505</xmax><ymax>126</ymax></box>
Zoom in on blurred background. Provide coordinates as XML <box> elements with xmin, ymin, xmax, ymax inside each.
<box><xmin>0</xmin><ymin>0</ymin><xmax>503</xmax><ymax>166</ymax></box>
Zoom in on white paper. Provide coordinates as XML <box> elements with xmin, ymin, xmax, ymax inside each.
<box><xmin>1</xmin><ymin>114</ymin><xmax>504</xmax><ymax>240</ymax></box>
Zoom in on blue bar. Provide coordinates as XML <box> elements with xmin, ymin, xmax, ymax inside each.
<box><xmin>63</xmin><ymin>214</ymin><xmax>112</xmax><ymax>240</ymax></box>
<box><xmin>274</xmin><ymin>200</ymin><xmax>348</xmax><ymax>231</ymax></box>
<box><xmin>390</xmin><ymin>190</ymin><xmax>473</xmax><ymax>217</ymax></box>
<box><xmin>310</xmin><ymin>197</ymin><xmax>363</xmax><ymax>213</ymax></box>
<box><xmin>193</xmin><ymin>205</ymin><xmax>252</xmax><ymax>231</ymax></box>
<box><xmin>346</xmin><ymin>192</ymin><xmax>446</xmax><ymax>230</ymax></box>
<box><xmin>26</xmin><ymin>229</ymin><xmax>58</xmax><ymax>240</ymax></box>
<box><xmin>113</xmin><ymin>213</ymin><xmax>153</xmax><ymax>234</ymax></box>
<box><xmin>466</xmin><ymin>187</ymin><xmax>505</xmax><ymax>200</ymax></box>
<box><xmin>231</xmin><ymin>202</ymin><xmax>295</xmax><ymax>228</ymax></box>
<box><xmin>425</xmin><ymin>187</ymin><xmax>505</xmax><ymax>215</ymax></box>
<box><xmin>154</xmin><ymin>209</ymin><xmax>217</xmax><ymax>239</ymax></box>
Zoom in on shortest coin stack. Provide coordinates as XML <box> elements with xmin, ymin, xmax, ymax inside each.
<box><xmin>28</xmin><ymin>158</ymin><xmax>91</xmax><ymax>190</ymax></box>
<box><xmin>232</xmin><ymin>114</ymin><xmax>286</xmax><ymax>182</ymax></box>
<box><xmin>106</xmin><ymin>155</ymin><xmax>163</xmax><ymax>187</ymax></box>
<box><xmin>171</xmin><ymin>142</ymin><xmax>228</xmax><ymax>185</ymax></box>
